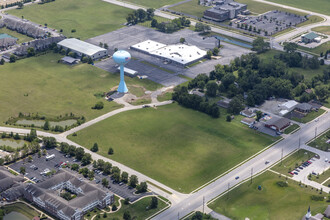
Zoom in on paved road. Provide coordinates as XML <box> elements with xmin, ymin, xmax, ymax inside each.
<box><xmin>102</xmin><ymin>0</ymin><xmax>255</xmax><ymax>43</ymax></box>
<box><xmin>153</xmin><ymin>111</ymin><xmax>330</xmax><ymax>219</ymax></box>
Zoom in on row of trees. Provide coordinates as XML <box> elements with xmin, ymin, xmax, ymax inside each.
<box><xmin>151</xmin><ymin>17</ymin><xmax>190</xmax><ymax>33</ymax></box>
<box><xmin>172</xmin><ymin>86</ymin><xmax>220</xmax><ymax>118</ymax></box>
<box><xmin>126</xmin><ymin>8</ymin><xmax>155</xmax><ymax>25</ymax></box>
<box><xmin>59</xmin><ymin>142</ymin><xmax>92</xmax><ymax>165</ymax></box>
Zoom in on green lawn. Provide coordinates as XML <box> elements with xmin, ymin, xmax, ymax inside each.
<box><xmin>0</xmin><ymin>53</ymin><xmax>160</xmax><ymax>125</ymax></box>
<box><xmin>157</xmin><ymin>92</ymin><xmax>173</xmax><ymax>102</ymax></box>
<box><xmin>271</xmin><ymin>27</ymin><xmax>294</xmax><ymax>37</ymax></box>
<box><xmin>8</xmin><ymin>0</ymin><xmax>133</xmax><ymax>40</ymax></box>
<box><xmin>123</xmin><ymin>0</ymin><xmax>184</xmax><ymax>8</ymax></box>
<box><xmin>296</xmin><ymin>15</ymin><xmax>324</xmax><ymax>27</ymax></box>
<box><xmin>265</xmin><ymin>0</ymin><xmax>330</xmax><ymax>16</ymax></box>
<box><xmin>0</xmin><ymin>27</ymin><xmax>33</xmax><ymax>43</ymax></box>
<box><xmin>69</xmin><ymin>103</ymin><xmax>276</xmax><ymax>193</ymax></box>
<box><xmin>272</xmin><ymin>149</ymin><xmax>315</xmax><ymax>175</ymax></box>
<box><xmin>291</xmin><ymin>109</ymin><xmax>326</xmax><ymax>123</ymax></box>
<box><xmin>169</xmin><ymin>0</ymin><xmax>210</xmax><ymax>17</ymax></box>
<box><xmin>236</xmin><ymin>0</ymin><xmax>307</xmax><ymax>16</ymax></box>
<box><xmin>283</xmin><ymin>123</ymin><xmax>300</xmax><ymax>134</ymax></box>
<box><xmin>308</xmin><ymin>129</ymin><xmax>330</xmax><ymax>152</ymax></box>
<box><xmin>2</xmin><ymin>202</ymin><xmax>40</xmax><ymax>219</ymax></box>
<box><xmin>309</xmin><ymin>168</ymin><xmax>330</xmax><ymax>184</ymax></box>
<box><xmin>107</xmin><ymin>197</ymin><xmax>167</xmax><ymax>219</ymax></box>
<box><xmin>312</xmin><ymin>26</ymin><xmax>330</xmax><ymax>35</ymax></box>
<box><xmin>298</xmin><ymin>41</ymin><xmax>330</xmax><ymax>55</ymax></box>
<box><xmin>208</xmin><ymin>171</ymin><xmax>329</xmax><ymax>220</ymax></box>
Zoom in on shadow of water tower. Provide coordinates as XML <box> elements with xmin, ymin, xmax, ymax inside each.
<box><xmin>113</xmin><ymin>50</ymin><xmax>131</xmax><ymax>93</ymax></box>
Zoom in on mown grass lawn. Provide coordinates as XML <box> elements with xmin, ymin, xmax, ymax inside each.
<box><xmin>69</xmin><ymin>104</ymin><xmax>276</xmax><ymax>193</ymax></box>
<box><xmin>291</xmin><ymin>109</ymin><xmax>326</xmax><ymax>123</ymax></box>
<box><xmin>265</xmin><ymin>0</ymin><xmax>330</xmax><ymax>16</ymax></box>
<box><xmin>283</xmin><ymin>123</ymin><xmax>300</xmax><ymax>134</ymax></box>
<box><xmin>272</xmin><ymin>149</ymin><xmax>315</xmax><ymax>175</ymax></box>
<box><xmin>308</xmin><ymin>129</ymin><xmax>330</xmax><ymax>152</ymax></box>
<box><xmin>0</xmin><ymin>53</ymin><xmax>160</xmax><ymax>124</ymax></box>
<box><xmin>123</xmin><ymin>0</ymin><xmax>183</xmax><ymax>8</ymax></box>
<box><xmin>8</xmin><ymin>0</ymin><xmax>133</xmax><ymax>40</ymax></box>
<box><xmin>169</xmin><ymin>0</ymin><xmax>210</xmax><ymax>17</ymax></box>
<box><xmin>208</xmin><ymin>171</ymin><xmax>329</xmax><ymax>220</ymax></box>
<box><xmin>312</xmin><ymin>26</ymin><xmax>330</xmax><ymax>35</ymax></box>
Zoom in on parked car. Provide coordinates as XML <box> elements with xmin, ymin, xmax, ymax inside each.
<box><xmin>235</xmin><ymin>176</ymin><xmax>239</xmax><ymax>180</ymax></box>
<box><xmin>294</xmin><ymin>172</ymin><xmax>298</xmax><ymax>175</ymax></box>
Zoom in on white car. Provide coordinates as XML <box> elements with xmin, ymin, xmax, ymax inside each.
<box><xmin>325</xmin><ymin>158</ymin><xmax>328</xmax><ymax>162</ymax></box>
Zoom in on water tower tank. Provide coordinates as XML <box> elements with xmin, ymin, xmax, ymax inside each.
<box><xmin>113</xmin><ymin>50</ymin><xmax>131</xmax><ymax>65</ymax></box>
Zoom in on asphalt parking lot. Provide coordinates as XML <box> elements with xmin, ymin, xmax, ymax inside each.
<box><xmin>88</xmin><ymin>26</ymin><xmax>251</xmax><ymax>85</ymax></box>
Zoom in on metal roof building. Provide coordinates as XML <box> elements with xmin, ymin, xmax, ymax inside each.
<box><xmin>57</xmin><ymin>38</ymin><xmax>108</xmax><ymax>60</ymax></box>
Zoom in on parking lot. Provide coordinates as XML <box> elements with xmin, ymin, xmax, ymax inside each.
<box><xmin>9</xmin><ymin>148</ymin><xmax>154</xmax><ymax>201</ymax></box>
<box><xmin>88</xmin><ymin>25</ymin><xmax>250</xmax><ymax>85</ymax></box>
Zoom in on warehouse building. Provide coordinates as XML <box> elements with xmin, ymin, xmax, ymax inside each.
<box><xmin>57</xmin><ymin>38</ymin><xmax>108</xmax><ymax>60</ymax></box>
<box><xmin>203</xmin><ymin>0</ymin><xmax>247</xmax><ymax>21</ymax></box>
<box><xmin>131</xmin><ymin>40</ymin><xmax>207</xmax><ymax>66</ymax></box>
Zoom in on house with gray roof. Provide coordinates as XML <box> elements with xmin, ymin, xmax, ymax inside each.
<box><xmin>0</xmin><ymin>167</ymin><xmax>25</xmax><ymax>201</ymax></box>
<box><xmin>295</xmin><ymin>103</ymin><xmax>314</xmax><ymax>113</ymax></box>
<box><xmin>24</xmin><ymin>170</ymin><xmax>114</xmax><ymax>220</ymax></box>
<box><xmin>265</xmin><ymin>117</ymin><xmax>291</xmax><ymax>132</ymax></box>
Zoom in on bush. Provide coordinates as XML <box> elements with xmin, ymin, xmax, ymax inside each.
<box><xmin>276</xmin><ymin>181</ymin><xmax>288</xmax><ymax>187</ymax></box>
<box><xmin>311</xmin><ymin>195</ymin><xmax>324</xmax><ymax>201</ymax></box>
<box><xmin>92</xmin><ymin>101</ymin><xmax>104</xmax><ymax>110</ymax></box>
<box><xmin>112</xmin><ymin>204</ymin><xmax>117</xmax><ymax>211</ymax></box>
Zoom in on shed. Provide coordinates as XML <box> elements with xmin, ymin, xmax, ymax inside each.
<box><xmin>240</xmin><ymin>109</ymin><xmax>255</xmax><ymax>118</ymax></box>
<box><xmin>61</xmin><ymin>56</ymin><xmax>79</xmax><ymax>65</ymax></box>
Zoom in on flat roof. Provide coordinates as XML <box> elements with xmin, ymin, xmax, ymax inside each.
<box><xmin>302</xmin><ymin>32</ymin><xmax>319</xmax><ymax>40</ymax></box>
<box><xmin>58</xmin><ymin>38</ymin><xmax>107</xmax><ymax>56</ymax></box>
<box><xmin>131</xmin><ymin>40</ymin><xmax>166</xmax><ymax>53</ymax></box>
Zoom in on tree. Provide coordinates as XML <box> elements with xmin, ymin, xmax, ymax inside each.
<box><xmin>103</xmin><ymin>162</ymin><xmax>112</xmax><ymax>175</ymax></box>
<box><xmin>137</xmin><ymin>181</ymin><xmax>148</xmax><ymax>193</ymax></box>
<box><xmin>108</xmin><ymin>147</ymin><xmax>114</xmax><ymax>155</ymax></box>
<box><xmin>121</xmin><ymin>171</ymin><xmax>129</xmax><ymax>183</ymax></box>
<box><xmin>88</xmin><ymin>170</ymin><xmax>94</xmax><ymax>179</ymax></box>
<box><xmin>284</xmin><ymin>42</ymin><xmax>298</xmax><ymax>53</ymax></box>
<box><xmin>9</xmin><ymin>55</ymin><xmax>16</xmax><ymax>63</ymax></box>
<box><xmin>81</xmin><ymin>153</ymin><xmax>92</xmax><ymax>165</ymax></box>
<box><xmin>123</xmin><ymin>211</ymin><xmax>131</xmax><ymax>220</ymax></box>
<box><xmin>146</xmin><ymin>8</ymin><xmax>155</xmax><ymax>20</ymax></box>
<box><xmin>206</xmin><ymin>82</ymin><xmax>218</xmax><ymax>97</ymax></box>
<box><xmin>92</xmin><ymin>101</ymin><xmax>104</xmax><ymax>110</ymax></box>
<box><xmin>0</xmin><ymin>58</ymin><xmax>4</xmax><ymax>65</ymax></box>
<box><xmin>129</xmin><ymin>175</ymin><xmax>138</xmax><ymax>188</ymax></box>
<box><xmin>104</xmin><ymin>43</ymin><xmax>108</xmax><ymax>49</ymax></box>
<box><xmin>256</xmin><ymin>111</ymin><xmax>262</xmax><ymax>121</ymax></box>
<box><xmin>112</xmin><ymin>204</ymin><xmax>117</xmax><ymax>211</ymax></box>
<box><xmin>136</xmin><ymin>8</ymin><xmax>147</xmax><ymax>22</ymax></box>
<box><xmin>228</xmin><ymin>96</ymin><xmax>244</xmax><ymax>115</ymax></box>
<box><xmin>91</xmin><ymin>143</ymin><xmax>99</xmax><ymax>152</ymax></box>
<box><xmin>180</xmin><ymin>37</ymin><xmax>185</xmax><ymax>44</ymax></box>
<box><xmin>102</xmin><ymin>178</ymin><xmax>109</xmax><ymax>187</ymax></box>
<box><xmin>17</xmin><ymin>2</ymin><xmax>24</xmax><ymax>9</ymax></box>
<box><xmin>252</xmin><ymin>37</ymin><xmax>270</xmax><ymax>54</ymax></box>
<box><xmin>226</xmin><ymin>115</ymin><xmax>231</xmax><ymax>122</ymax></box>
<box><xmin>20</xmin><ymin>166</ymin><xmax>26</xmax><ymax>175</ymax></box>
<box><xmin>27</xmin><ymin>47</ymin><xmax>35</xmax><ymax>57</ymax></box>
<box><xmin>315</xmin><ymin>85</ymin><xmax>329</xmax><ymax>101</ymax></box>
<box><xmin>206</xmin><ymin>50</ymin><xmax>213</xmax><ymax>59</ymax></box>
<box><xmin>150</xmin><ymin>197</ymin><xmax>158</xmax><ymax>209</ymax></box>
<box><xmin>213</xmin><ymin>47</ymin><xmax>219</xmax><ymax>56</ymax></box>
<box><xmin>75</xmin><ymin>147</ymin><xmax>85</xmax><ymax>160</ymax></box>
<box><xmin>151</xmin><ymin>19</ymin><xmax>158</xmax><ymax>28</ymax></box>
<box><xmin>71</xmin><ymin>163</ymin><xmax>79</xmax><ymax>171</ymax></box>
<box><xmin>43</xmin><ymin>137</ymin><xmax>56</xmax><ymax>149</ymax></box>
<box><xmin>43</xmin><ymin>120</ymin><xmax>50</xmax><ymax>130</ymax></box>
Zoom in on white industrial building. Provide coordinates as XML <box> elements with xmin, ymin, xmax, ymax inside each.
<box><xmin>131</xmin><ymin>40</ymin><xmax>207</xmax><ymax>66</ymax></box>
<box><xmin>57</xmin><ymin>38</ymin><xmax>108</xmax><ymax>60</ymax></box>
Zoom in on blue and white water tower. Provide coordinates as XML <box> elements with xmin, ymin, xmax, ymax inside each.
<box><xmin>113</xmin><ymin>50</ymin><xmax>131</xmax><ymax>93</ymax></box>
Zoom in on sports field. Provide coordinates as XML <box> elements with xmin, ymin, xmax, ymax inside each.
<box><xmin>69</xmin><ymin>104</ymin><xmax>276</xmax><ymax>193</ymax></box>
<box><xmin>208</xmin><ymin>171</ymin><xmax>329</xmax><ymax>220</ymax></box>
<box><xmin>265</xmin><ymin>0</ymin><xmax>330</xmax><ymax>16</ymax></box>
<box><xmin>0</xmin><ymin>53</ymin><xmax>160</xmax><ymax>124</ymax></box>
<box><xmin>169</xmin><ymin>0</ymin><xmax>210</xmax><ymax>17</ymax></box>
<box><xmin>8</xmin><ymin>0</ymin><xmax>132</xmax><ymax>40</ymax></box>
<box><xmin>123</xmin><ymin>0</ymin><xmax>183</xmax><ymax>8</ymax></box>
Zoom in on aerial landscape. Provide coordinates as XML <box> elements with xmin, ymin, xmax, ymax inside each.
<box><xmin>0</xmin><ymin>0</ymin><xmax>329</xmax><ymax>219</ymax></box>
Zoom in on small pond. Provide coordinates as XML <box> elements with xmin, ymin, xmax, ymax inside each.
<box><xmin>4</xmin><ymin>211</ymin><xmax>30</xmax><ymax>220</ymax></box>
<box><xmin>15</xmin><ymin>119</ymin><xmax>77</xmax><ymax>127</ymax></box>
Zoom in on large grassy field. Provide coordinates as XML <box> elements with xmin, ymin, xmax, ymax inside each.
<box><xmin>308</xmin><ymin>129</ymin><xmax>330</xmax><ymax>152</ymax></box>
<box><xmin>8</xmin><ymin>0</ymin><xmax>132</xmax><ymax>40</ymax></box>
<box><xmin>0</xmin><ymin>27</ymin><xmax>33</xmax><ymax>43</ymax></box>
<box><xmin>0</xmin><ymin>53</ymin><xmax>160</xmax><ymax>124</ymax></box>
<box><xmin>272</xmin><ymin>149</ymin><xmax>314</xmax><ymax>175</ymax></box>
<box><xmin>265</xmin><ymin>0</ymin><xmax>330</xmax><ymax>16</ymax></box>
<box><xmin>236</xmin><ymin>0</ymin><xmax>307</xmax><ymax>15</ymax></box>
<box><xmin>312</xmin><ymin>26</ymin><xmax>330</xmax><ymax>35</ymax></box>
<box><xmin>169</xmin><ymin>0</ymin><xmax>210</xmax><ymax>17</ymax></box>
<box><xmin>123</xmin><ymin>0</ymin><xmax>183</xmax><ymax>8</ymax></box>
<box><xmin>69</xmin><ymin>104</ymin><xmax>276</xmax><ymax>193</ymax></box>
<box><xmin>208</xmin><ymin>171</ymin><xmax>329</xmax><ymax>220</ymax></box>
<box><xmin>298</xmin><ymin>41</ymin><xmax>330</xmax><ymax>55</ymax></box>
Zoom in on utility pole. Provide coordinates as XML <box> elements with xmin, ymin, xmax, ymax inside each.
<box><xmin>203</xmin><ymin>196</ymin><xmax>205</xmax><ymax>213</ymax></box>
<box><xmin>315</xmin><ymin>127</ymin><xmax>317</xmax><ymax>139</ymax></box>
<box><xmin>281</xmin><ymin>148</ymin><xmax>283</xmax><ymax>165</ymax></box>
<box><xmin>251</xmin><ymin>168</ymin><xmax>253</xmax><ymax>183</ymax></box>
